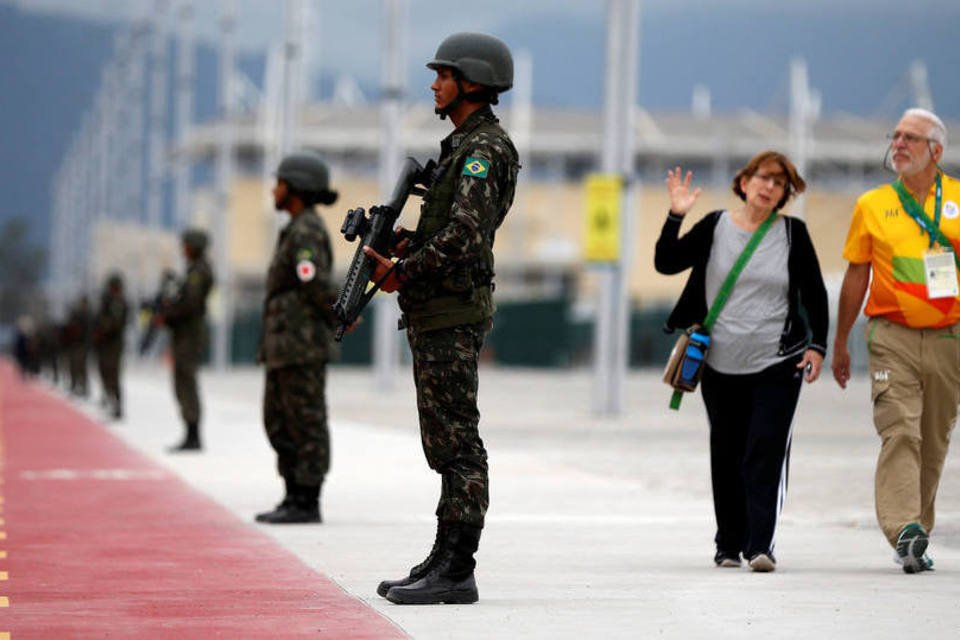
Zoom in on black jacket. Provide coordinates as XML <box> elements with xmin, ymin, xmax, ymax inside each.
<box><xmin>654</xmin><ymin>210</ymin><xmax>829</xmax><ymax>357</ymax></box>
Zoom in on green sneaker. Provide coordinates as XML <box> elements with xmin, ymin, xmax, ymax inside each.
<box><xmin>895</xmin><ymin>523</ymin><xmax>929</xmax><ymax>574</ymax></box>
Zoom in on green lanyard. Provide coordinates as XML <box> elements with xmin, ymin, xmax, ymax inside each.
<box><xmin>892</xmin><ymin>173</ymin><xmax>943</xmax><ymax>250</ymax></box>
<box><xmin>891</xmin><ymin>173</ymin><xmax>960</xmax><ymax>271</ymax></box>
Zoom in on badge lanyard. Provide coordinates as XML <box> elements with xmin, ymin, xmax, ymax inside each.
<box><xmin>891</xmin><ymin>173</ymin><xmax>960</xmax><ymax>298</ymax></box>
<box><xmin>891</xmin><ymin>173</ymin><xmax>949</xmax><ymax>254</ymax></box>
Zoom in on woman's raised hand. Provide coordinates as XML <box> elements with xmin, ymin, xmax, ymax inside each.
<box><xmin>665</xmin><ymin>167</ymin><xmax>702</xmax><ymax>216</ymax></box>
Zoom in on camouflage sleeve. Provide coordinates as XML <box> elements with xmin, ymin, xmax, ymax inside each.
<box><xmin>98</xmin><ymin>298</ymin><xmax>128</xmax><ymax>338</ymax></box>
<box><xmin>402</xmin><ymin>139</ymin><xmax>512</xmax><ymax>281</ymax></box>
<box><xmin>163</xmin><ymin>268</ymin><xmax>208</xmax><ymax>322</ymax></box>
<box><xmin>285</xmin><ymin>223</ymin><xmax>338</xmax><ymax>326</ymax></box>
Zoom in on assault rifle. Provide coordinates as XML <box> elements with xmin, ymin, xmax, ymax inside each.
<box><xmin>138</xmin><ymin>270</ymin><xmax>180</xmax><ymax>355</ymax></box>
<box><xmin>333</xmin><ymin>157</ymin><xmax>434</xmax><ymax>341</ymax></box>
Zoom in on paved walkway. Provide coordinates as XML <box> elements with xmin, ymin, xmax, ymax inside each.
<box><xmin>0</xmin><ymin>362</ymin><xmax>405</xmax><ymax>639</ymax></box>
<box><xmin>4</xmin><ymin>358</ymin><xmax>960</xmax><ymax>638</ymax></box>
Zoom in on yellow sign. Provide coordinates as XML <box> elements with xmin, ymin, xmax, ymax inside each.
<box><xmin>583</xmin><ymin>174</ymin><xmax>622</xmax><ymax>262</ymax></box>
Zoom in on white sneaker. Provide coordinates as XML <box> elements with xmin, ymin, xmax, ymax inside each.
<box><xmin>748</xmin><ymin>553</ymin><xmax>776</xmax><ymax>572</ymax></box>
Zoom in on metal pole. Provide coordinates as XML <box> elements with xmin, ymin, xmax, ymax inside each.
<box><xmin>212</xmin><ymin>0</ymin><xmax>236</xmax><ymax>370</ymax></box>
<box><xmin>789</xmin><ymin>57</ymin><xmax>810</xmax><ymax>220</ymax></box>
<box><xmin>49</xmin><ymin>169</ymin><xmax>67</xmax><ymax>316</ymax></box>
<box><xmin>95</xmin><ymin>64</ymin><xmax>113</xmax><ymax>224</ymax></box>
<box><xmin>110</xmin><ymin>32</ymin><xmax>130</xmax><ymax>225</ymax></box>
<box><xmin>125</xmin><ymin>24</ymin><xmax>148</xmax><ymax>226</ymax></box>
<box><xmin>173</xmin><ymin>0</ymin><xmax>195</xmax><ymax>230</ymax></box>
<box><xmin>615</xmin><ymin>0</ymin><xmax>639</xmax><ymax>410</ymax></box>
<box><xmin>508</xmin><ymin>49</ymin><xmax>533</xmax><ymax>259</ymax></box>
<box><xmin>280</xmin><ymin>0</ymin><xmax>304</xmax><ymax>156</ymax></box>
<box><xmin>147</xmin><ymin>0</ymin><xmax>169</xmax><ymax>230</ymax></box>
<box><xmin>373</xmin><ymin>0</ymin><xmax>407</xmax><ymax>388</ymax></box>
<box><xmin>261</xmin><ymin>44</ymin><xmax>284</xmax><ymax>253</ymax></box>
<box><xmin>908</xmin><ymin>60</ymin><xmax>934</xmax><ymax>111</ymax></box>
<box><xmin>593</xmin><ymin>0</ymin><xmax>639</xmax><ymax>416</ymax></box>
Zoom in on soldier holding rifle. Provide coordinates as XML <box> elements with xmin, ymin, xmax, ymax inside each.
<box><xmin>362</xmin><ymin>32</ymin><xmax>520</xmax><ymax>605</ymax></box>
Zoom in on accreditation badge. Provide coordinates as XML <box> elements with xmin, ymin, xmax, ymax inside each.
<box><xmin>923</xmin><ymin>247</ymin><xmax>959</xmax><ymax>299</ymax></box>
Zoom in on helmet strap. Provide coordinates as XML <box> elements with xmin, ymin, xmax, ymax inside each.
<box><xmin>435</xmin><ymin>76</ymin><xmax>467</xmax><ymax>120</ymax></box>
<box><xmin>436</xmin><ymin>77</ymin><xmax>496</xmax><ymax>120</ymax></box>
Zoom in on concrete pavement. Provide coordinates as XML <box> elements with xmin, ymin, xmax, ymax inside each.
<box><xmin>67</xmin><ymin>362</ymin><xmax>960</xmax><ymax>638</ymax></box>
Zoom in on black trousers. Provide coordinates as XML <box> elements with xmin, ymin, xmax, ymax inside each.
<box><xmin>700</xmin><ymin>356</ymin><xmax>803</xmax><ymax>559</ymax></box>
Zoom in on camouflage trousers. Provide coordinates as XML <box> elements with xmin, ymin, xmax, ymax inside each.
<box><xmin>172</xmin><ymin>356</ymin><xmax>201</xmax><ymax>425</ymax></box>
<box><xmin>263</xmin><ymin>363</ymin><xmax>330</xmax><ymax>487</ymax></box>
<box><xmin>407</xmin><ymin>320</ymin><xmax>490</xmax><ymax>529</ymax></box>
<box><xmin>68</xmin><ymin>346</ymin><xmax>88</xmax><ymax>395</ymax></box>
<box><xmin>96</xmin><ymin>345</ymin><xmax>123</xmax><ymax>412</ymax></box>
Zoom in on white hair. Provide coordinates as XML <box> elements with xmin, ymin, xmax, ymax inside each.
<box><xmin>903</xmin><ymin>107</ymin><xmax>948</xmax><ymax>150</ymax></box>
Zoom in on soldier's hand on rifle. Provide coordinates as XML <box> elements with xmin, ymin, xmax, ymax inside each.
<box><xmin>363</xmin><ymin>245</ymin><xmax>407</xmax><ymax>293</ymax></box>
<box><xmin>345</xmin><ymin>316</ymin><xmax>363</xmax><ymax>334</ymax></box>
<box><xmin>389</xmin><ymin>226</ymin><xmax>413</xmax><ymax>258</ymax></box>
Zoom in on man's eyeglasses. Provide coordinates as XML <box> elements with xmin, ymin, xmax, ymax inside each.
<box><xmin>887</xmin><ymin>131</ymin><xmax>934</xmax><ymax>145</ymax></box>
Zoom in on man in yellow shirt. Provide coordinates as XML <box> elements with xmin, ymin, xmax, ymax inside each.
<box><xmin>832</xmin><ymin>108</ymin><xmax>960</xmax><ymax>574</ymax></box>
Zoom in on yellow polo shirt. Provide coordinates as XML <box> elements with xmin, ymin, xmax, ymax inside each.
<box><xmin>843</xmin><ymin>173</ymin><xmax>960</xmax><ymax>328</ymax></box>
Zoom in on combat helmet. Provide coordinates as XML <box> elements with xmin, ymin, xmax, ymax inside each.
<box><xmin>276</xmin><ymin>151</ymin><xmax>339</xmax><ymax>206</ymax></box>
<box><xmin>427</xmin><ymin>32</ymin><xmax>513</xmax><ymax>92</ymax></box>
<box><xmin>181</xmin><ymin>228</ymin><xmax>209</xmax><ymax>253</ymax></box>
<box><xmin>427</xmin><ymin>32</ymin><xmax>513</xmax><ymax>118</ymax></box>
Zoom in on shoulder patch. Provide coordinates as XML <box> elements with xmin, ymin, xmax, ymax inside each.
<box><xmin>296</xmin><ymin>260</ymin><xmax>316</xmax><ymax>282</ymax></box>
<box><xmin>296</xmin><ymin>249</ymin><xmax>314</xmax><ymax>261</ymax></box>
<box><xmin>462</xmin><ymin>157</ymin><xmax>490</xmax><ymax>179</ymax></box>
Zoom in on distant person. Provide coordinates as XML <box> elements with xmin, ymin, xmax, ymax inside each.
<box><xmin>13</xmin><ymin>315</ymin><xmax>39</xmax><ymax>378</ymax></box>
<box><xmin>254</xmin><ymin>151</ymin><xmax>339</xmax><ymax>525</ymax></box>
<box><xmin>93</xmin><ymin>272</ymin><xmax>129</xmax><ymax>420</ymax></box>
<box><xmin>36</xmin><ymin>320</ymin><xmax>62</xmax><ymax>384</ymax></box>
<box><xmin>364</xmin><ymin>32</ymin><xmax>520</xmax><ymax>604</ymax></box>
<box><xmin>154</xmin><ymin>229</ymin><xmax>214</xmax><ymax>452</ymax></box>
<box><xmin>654</xmin><ymin>150</ymin><xmax>828</xmax><ymax>573</ymax></box>
<box><xmin>63</xmin><ymin>296</ymin><xmax>92</xmax><ymax>397</ymax></box>
<box><xmin>831</xmin><ymin>108</ymin><xmax>959</xmax><ymax>574</ymax></box>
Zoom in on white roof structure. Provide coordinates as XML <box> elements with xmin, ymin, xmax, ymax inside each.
<box><xmin>184</xmin><ymin>102</ymin><xmax>960</xmax><ymax>187</ymax></box>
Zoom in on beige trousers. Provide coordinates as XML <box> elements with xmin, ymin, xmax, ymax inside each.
<box><xmin>867</xmin><ymin>318</ymin><xmax>960</xmax><ymax>547</ymax></box>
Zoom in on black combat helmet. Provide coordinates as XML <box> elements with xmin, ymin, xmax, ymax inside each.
<box><xmin>181</xmin><ymin>228</ymin><xmax>209</xmax><ymax>253</ymax></box>
<box><xmin>427</xmin><ymin>32</ymin><xmax>513</xmax><ymax>92</ymax></box>
<box><xmin>276</xmin><ymin>151</ymin><xmax>339</xmax><ymax>206</ymax></box>
<box><xmin>106</xmin><ymin>271</ymin><xmax>124</xmax><ymax>289</ymax></box>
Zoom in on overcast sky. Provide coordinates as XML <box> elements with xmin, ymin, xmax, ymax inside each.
<box><xmin>8</xmin><ymin>0</ymin><xmax>960</xmax><ymax>96</ymax></box>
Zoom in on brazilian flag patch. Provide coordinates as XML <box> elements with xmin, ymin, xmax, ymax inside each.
<box><xmin>462</xmin><ymin>157</ymin><xmax>490</xmax><ymax>179</ymax></box>
<box><xmin>296</xmin><ymin>249</ymin><xmax>314</xmax><ymax>261</ymax></box>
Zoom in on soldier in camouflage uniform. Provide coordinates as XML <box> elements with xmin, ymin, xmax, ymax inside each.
<box><xmin>93</xmin><ymin>272</ymin><xmax>129</xmax><ymax>420</ymax></box>
<box><xmin>156</xmin><ymin>229</ymin><xmax>215</xmax><ymax>452</ymax></box>
<box><xmin>64</xmin><ymin>295</ymin><xmax>91</xmax><ymax>397</ymax></box>
<box><xmin>365</xmin><ymin>32</ymin><xmax>520</xmax><ymax>605</ymax></box>
<box><xmin>254</xmin><ymin>151</ymin><xmax>339</xmax><ymax>524</ymax></box>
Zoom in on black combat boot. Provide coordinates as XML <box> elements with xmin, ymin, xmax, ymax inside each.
<box><xmin>385</xmin><ymin>523</ymin><xmax>481</xmax><ymax>605</ymax></box>
<box><xmin>377</xmin><ymin>519</ymin><xmax>447</xmax><ymax>597</ymax></box>
<box><xmin>255</xmin><ymin>477</ymin><xmax>296</xmax><ymax>522</ymax></box>
<box><xmin>168</xmin><ymin>422</ymin><xmax>201</xmax><ymax>452</ymax></box>
<box><xmin>256</xmin><ymin>482</ymin><xmax>322</xmax><ymax>524</ymax></box>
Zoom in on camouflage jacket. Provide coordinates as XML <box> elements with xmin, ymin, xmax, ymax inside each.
<box><xmin>93</xmin><ymin>290</ymin><xmax>129</xmax><ymax>351</ymax></box>
<box><xmin>163</xmin><ymin>256</ymin><xmax>214</xmax><ymax>344</ymax></box>
<box><xmin>399</xmin><ymin>105</ymin><xmax>520</xmax><ymax>331</ymax></box>
<box><xmin>63</xmin><ymin>305</ymin><xmax>91</xmax><ymax>348</ymax></box>
<box><xmin>258</xmin><ymin>209</ymin><xmax>337</xmax><ymax>369</ymax></box>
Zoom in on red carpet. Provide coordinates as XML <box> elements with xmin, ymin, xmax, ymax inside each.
<box><xmin>0</xmin><ymin>361</ymin><xmax>404</xmax><ymax>639</ymax></box>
